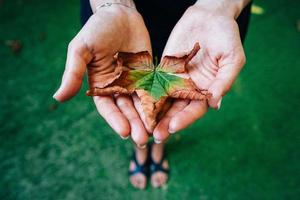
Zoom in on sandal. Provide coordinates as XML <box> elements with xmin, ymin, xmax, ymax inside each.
<box><xmin>128</xmin><ymin>149</ymin><xmax>149</xmax><ymax>185</ymax></box>
<box><xmin>149</xmin><ymin>144</ymin><xmax>170</xmax><ymax>186</ymax></box>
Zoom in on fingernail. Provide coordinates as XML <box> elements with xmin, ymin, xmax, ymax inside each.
<box><xmin>53</xmin><ymin>91</ymin><xmax>58</xmax><ymax>99</ymax></box>
<box><xmin>120</xmin><ymin>135</ymin><xmax>130</xmax><ymax>140</ymax></box>
<box><xmin>169</xmin><ymin>129</ymin><xmax>176</xmax><ymax>134</ymax></box>
<box><xmin>154</xmin><ymin>139</ymin><xmax>162</xmax><ymax>144</ymax></box>
<box><xmin>137</xmin><ymin>144</ymin><xmax>147</xmax><ymax>149</ymax></box>
<box><xmin>217</xmin><ymin>98</ymin><xmax>222</xmax><ymax>110</ymax></box>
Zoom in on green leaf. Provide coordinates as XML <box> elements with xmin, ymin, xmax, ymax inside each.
<box><xmin>86</xmin><ymin>43</ymin><xmax>207</xmax><ymax>130</ymax></box>
<box><xmin>128</xmin><ymin>69</ymin><xmax>184</xmax><ymax>100</ymax></box>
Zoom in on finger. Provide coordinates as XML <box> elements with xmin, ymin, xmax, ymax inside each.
<box><xmin>168</xmin><ymin>100</ymin><xmax>208</xmax><ymax>133</ymax></box>
<box><xmin>132</xmin><ymin>94</ymin><xmax>153</xmax><ymax>133</ymax></box>
<box><xmin>208</xmin><ymin>53</ymin><xmax>246</xmax><ymax>109</ymax></box>
<box><xmin>53</xmin><ymin>39</ymin><xmax>92</xmax><ymax>102</ymax></box>
<box><xmin>93</xmin><ymin>96</ymin><xmax>130</xmax><ymax>137</ymax></box>
<box><xmin>115</xmin><ymin>95</ymin><xmax>148</xmax><ymax>146</ymax></box>
<box><xmin>153</xmin><ymin>99</ymin><xmax>189</xmax><ymax>142</ymax></box>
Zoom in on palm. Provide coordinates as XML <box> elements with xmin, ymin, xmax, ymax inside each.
<box><xmin>82</xmin><ymin>9</ymin><xmax>151</xmax><ymax>57</ymax></box>
<box><xmin>77</xmin><ymin>8</ymin><xmax>152</xmax><ymax>90</ymax></box>
<box><xmin>54</xmin><ymin>7</ymin><xmax>152</xmax><ymax>146</ymax></box>
<box><xmin>153</xmin><ymin>6</ymin><xmax>246</xmax><ymax>141</ymax></box>
<box><xmin>164</xmin><ymin>7</ymin><xmax>244</xmax><ymax>91</ymax></box>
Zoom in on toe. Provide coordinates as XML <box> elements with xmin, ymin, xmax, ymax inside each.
<box><xmin>151</xmin><ymin>174</ymin><xmax>160</xmax><ymax>188</ymax></box>
<box><xmin>139</xmin><ymin>177</ymin><xmax>146</xmax><ymax>189</ymax></box>
<box><xmin>159</xmin><ymin>174</ymin><xmax>167</xmax><ymax>186</ymax></box>
<box><xmin>130</xmin><ymin>176</ymin><xmax>138</xmax><ymax>188</ymax></box>
<box><xmin>151</xmin><ymin>172</ymin><xmax>168</xmax><ymax>188</ymax></box>
<box><xmin>137</xmin><ymin>176</ymin><xmax>146</xmax><ymax>189</ymax></box>
<box><xmin>136</xmin><ymin>178</ymin><xmax>142</xmax><ymax>189</ymax></box>
<box><xmin>157</xmin><ymin>174</ymin><xmax>164</xmax><ymax>187</ymax></box>
<box><xmin>130</xmin><ymin>174</ymin><xmax>147</xmax><ymax>189</ymax></box>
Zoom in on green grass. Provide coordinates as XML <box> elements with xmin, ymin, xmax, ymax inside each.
<box><xmin>0</xmin><ymin>0</ymin><xmax>299</xmax><ymax>199</ymax></box>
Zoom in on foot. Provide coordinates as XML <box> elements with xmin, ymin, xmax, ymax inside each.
<box><xmin>150</xmin><ymin>143</ymin><xmax>169</xmax><ymax>188</ymax></box>
<box><xmin>129</xmin><ymin>146</ymin><xmax>148</xmax><ymax>189</ymax></box>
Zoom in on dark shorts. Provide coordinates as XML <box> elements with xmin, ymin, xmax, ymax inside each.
<box><xmin>80</xmin><ymin>0</ymin><xmax>251</xmax><ymax>58</ymax></box>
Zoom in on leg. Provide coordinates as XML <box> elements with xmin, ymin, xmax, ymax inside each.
<box><xmin>129</xmin><ymin>143</ymin><xmax>149</xmax><ymax>189</ymax></box>
<box><xmin>150</xmin><ymin>142</ymin><xmax>169</xmax><ymax>188</ymax></box>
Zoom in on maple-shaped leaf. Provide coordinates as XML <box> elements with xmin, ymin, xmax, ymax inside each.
<box><xmin>86</xmin><ymin>43</ymin><xmax>211</xmax><ymax>130</ymax></box>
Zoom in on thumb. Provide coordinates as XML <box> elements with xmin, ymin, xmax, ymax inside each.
<box><xmin>53</xmin><ymin>39</ymin><xmax>91</xmax><ymax>102</ymax></box>
<box><xmin>208</xmin><ymin>55</ymin><xmax>246</xmax><ymax>109</ymax></box>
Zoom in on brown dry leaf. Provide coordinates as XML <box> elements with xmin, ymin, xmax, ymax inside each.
<box><xmin>5</xmin><ymin>40</ymin><xmax>22</xmax><ymax>54</ymax></box>
<box><xmin>48</xmin><ymin>102</ymin><xmax>59</xmax><ymax>112</ymax></box>
<box><xmin>87</xmin><ymin>43</ymin><xmax>211</xmax><ymax>130</ymax></box>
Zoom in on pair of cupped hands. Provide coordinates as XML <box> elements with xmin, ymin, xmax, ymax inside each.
<box><xmin>53</xmin><ymin>2</ymin><xmax>246</xmax><ymax>147</ymax></box>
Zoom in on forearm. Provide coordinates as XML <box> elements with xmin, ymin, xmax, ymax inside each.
<box><xmin>195</xmin><ymin>0</ymin><xmax>251</xmax><ymax>19</ymax></box>
<box><xmin>89</xmin><ymin>0</ymin><xmax>136</xmax><ymax>12</ymax></box>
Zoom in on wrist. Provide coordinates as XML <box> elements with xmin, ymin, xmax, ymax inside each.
<box><xmin>194</xmin><ymin>0</ymin><xmax>251</xmax><ymax>19</ymax></box>
<box><xmin>90</xmin><ymin>0</ymin><xmax>136</xmax><ymax>13</ymax></box>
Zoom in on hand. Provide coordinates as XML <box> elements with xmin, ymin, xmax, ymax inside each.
<box><xmin>53</xmin><ymin>5</ymin><xmax>151</xmax><ymax>146</ymax></box>
<box><xmin>153</xmin><ymin>1</ymin><xmax>247</xmax><ymax>142</ymax></box>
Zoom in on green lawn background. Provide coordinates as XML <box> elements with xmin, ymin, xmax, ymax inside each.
<box><xmin>0</xmin><ymin>0</ymin><xmax>299</xmax><ymax>199</ymax></box>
